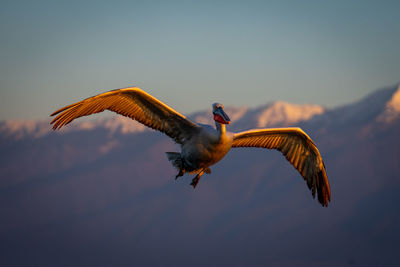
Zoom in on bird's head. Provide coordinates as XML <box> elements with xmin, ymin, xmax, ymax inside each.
<box><xmin>212</xmin><ymin>103</ymin><xmax>231</xmax><ymax>124</ymax></box>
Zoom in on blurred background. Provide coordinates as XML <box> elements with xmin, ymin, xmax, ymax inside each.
<box><xmin>1</xmin><ymin>1</ymin><xmax>399</xmax><ymax>266</ymax></box>
<box><xmin>1</xmin><ymin>0</ymin><xmax>400</xmax><ymax>119</ymax></box>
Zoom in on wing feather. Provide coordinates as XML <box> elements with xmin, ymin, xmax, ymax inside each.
<box><xmin>50</xmin><ymin>87</ymin><xmax>199</xmax><ymax>144</ymax></box>
<box><xmin>232</xmin><ymin>127</ymin><xmax>331</xmax><ymax>207</ymax></box>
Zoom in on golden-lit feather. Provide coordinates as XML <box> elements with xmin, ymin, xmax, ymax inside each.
<box><xmin>232</xmin><ymin>128</ymin><xmax>331</xmax><ymax>206</ymax></box>
<box><xmin>50</xmin><ymin>87</ymin><xmax>199</xmax><ymax>144</ymax></box>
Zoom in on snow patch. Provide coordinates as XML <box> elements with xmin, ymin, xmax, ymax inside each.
<box><xmin>0</xmin><ymin>120</ymin><xmax>50</xmax><ymax>139</ymax></box>
<box><xmin>377</xmin><ymin>85</ymin><xmax>400</xmax><ymax>123</ymax></box>
<box><xmin>100</xmin><ymin>116</ymin><xmax>147</xmax><ymax>134</ymax></box>
<box><xmin>0</xmin><ymin>116</ymin><xmax>148</xmax><ymax>140</ymax></box>
<box><xmin>256</xmin><ymin>101</ymin><xmax>325</xmax><ymax>127</ymax></box>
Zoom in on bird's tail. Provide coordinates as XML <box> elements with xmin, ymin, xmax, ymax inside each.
<box><xmin>166</xmin><ymin>152</ymin><xmax>183</xmax><ymax>170</ymax></box>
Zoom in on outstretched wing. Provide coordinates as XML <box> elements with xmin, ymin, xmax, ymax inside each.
<box><xmin>232</xmin><ymin>127</ymin><xmax>331</xmax><ymax>207</ymax></box>
<box><xmin>50</xmin><ymin>87</ymin><xmax>199</xmax><ymax>144</ymax></box>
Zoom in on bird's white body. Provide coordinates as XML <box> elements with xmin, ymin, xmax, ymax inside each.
<box><xmin>181</xmin><ymin>123</ymin><xmax>233</xmax><ymax>172</ymax></box>
<box><xmin>51</xmin><ymin>87</ymin><xmax>331</xmax><ymax>206</ymax></box>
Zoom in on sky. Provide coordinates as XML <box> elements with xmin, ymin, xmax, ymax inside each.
<box><xmin>0</xmin><ymin>0</ymin><xmax>399</xmax><ymax>120</ymax></box>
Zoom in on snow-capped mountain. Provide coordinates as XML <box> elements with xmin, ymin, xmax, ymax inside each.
<box><xmin>377</xmin><ymin>85</ymin><xmax>400</xmax><ymax>123</ymax></box>
<box><xmin>1</xmin><ymin>100</ymin><xmax>326</xmax><ymax>140</ymax></box>
<box><xmin>190</xmin><ymin>101</ymin><xmax>325</xmax><ymax>131</ymax></box>
<box><xmin>0</xmin><ymin>115</ymin><xmax>148</xmax><ymax>140</ymax></box>
<box><xmin>3</xmin><ymin>84</ymin><xmax>399</xmax><ymax>140</ymax></box>
<box><xmin>1</xmin><ymin>84</ymin><xmax>399</xmax><ymax>267</ymax></box>
<box><xmin>307</xmin><ymin>84</ymin><xmax>400</xmax><ymax>128</ymax></box>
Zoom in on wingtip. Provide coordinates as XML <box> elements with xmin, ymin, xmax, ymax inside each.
<box><xmin>317</xmin><ymin>169</ymin><xmax>331</xmax><ymax>207</ymax></box>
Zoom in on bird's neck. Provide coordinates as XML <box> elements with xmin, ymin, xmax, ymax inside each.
<box><xmin>215</xmin><ymin>122</ymin><xmax>226</xmax><ymax>140</ymax></box>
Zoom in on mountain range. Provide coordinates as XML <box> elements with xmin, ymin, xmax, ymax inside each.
<box><xmin>1</xmin><ymin>84</ymin><xmax>399</xmax><ymax>266</ymax></box>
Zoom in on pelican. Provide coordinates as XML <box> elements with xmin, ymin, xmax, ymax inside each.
<box><xmin>50</xmin><ymin>87</ymin><xmax>331</xmax><ymax>206</ymax></box>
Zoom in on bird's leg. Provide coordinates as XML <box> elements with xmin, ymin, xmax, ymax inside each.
<box><xmin>190</xmin><ymin>169</ymin><xmax>205</xmax><ymax>189</ymax></box>
<box><xmin>175</xmin><ymin>169</ymin><xmax>185</xmax><ymax>180</ymax></box>
<box><xmin>173</xmin><ymin>155</ymin><xmax>185</xmax><ymax>180</ymax></box>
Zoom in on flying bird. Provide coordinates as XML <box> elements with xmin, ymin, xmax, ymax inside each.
<box><xmin>50</xmin><ymin>87</ymin><xmax>331</xmax><ymax>206</ymax></box>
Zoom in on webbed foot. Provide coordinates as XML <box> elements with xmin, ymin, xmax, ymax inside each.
<box><xmin>190</xmin><ymin>169</ymin><xmax>206</xmax><ymax>188</ymax></box>
<box><xmin>190</xmin><ymin>176</ymin><xmax>200</xmax><ymax>188</ymax></box>
<box><xmin>175</xmin><ymin>169</ymin><xmax>185</xmax><ymax>180</ymax></box>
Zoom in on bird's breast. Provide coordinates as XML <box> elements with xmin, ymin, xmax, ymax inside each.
<box><xmin>181</xmin><ymin>131</ymin><xmax>232</xmax><ymax>170</ymax></box>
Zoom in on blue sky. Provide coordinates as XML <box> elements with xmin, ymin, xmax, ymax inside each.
<box><xmin>1</xmin><ymin>0</ymin><xmax>399</xmax><ymax>120</ymax></box>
